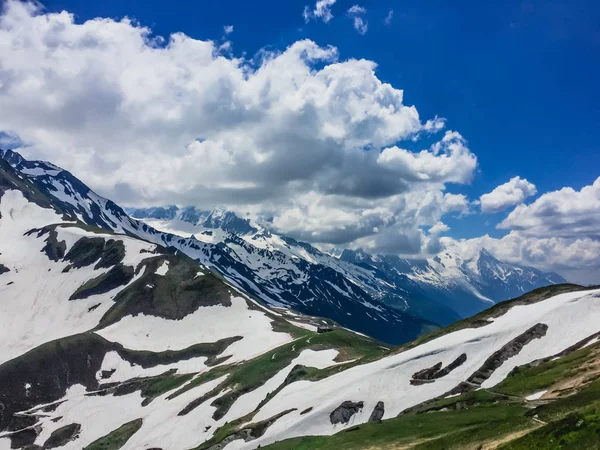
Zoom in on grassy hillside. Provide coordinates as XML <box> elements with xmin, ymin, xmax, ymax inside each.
<box><xmin>264</xmin><ymin>337</ymin><xmax>600</xmax><ymax>449</ymax></box>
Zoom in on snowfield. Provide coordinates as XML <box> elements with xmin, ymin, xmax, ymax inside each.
<box><xmin>96</xmin><ymin>295</ymin><xmax>294</xmax><ymax>361</ymax></box>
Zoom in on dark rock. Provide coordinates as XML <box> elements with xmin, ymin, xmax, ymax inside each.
<box><xmin>330</xmin><ymin>401</ymin><xmax>364</xmax><ymax>424</ymax></box>
<box><xmin>0</xmin><ymin>263</ymin><xmax>9</xmax><ymax>275</ymax></box>
<box><xmin>442</xmin><ymin>323</ymin><xmax>548</xmax><ymax>398</ymax></box>
<box><xmin>317</xmin><ymin>327</ymin><xmax>334</xmax><ymax>334</ymax></box>
<box><xmin>411</xmin><ymin>354</ymin><xmax>467</xmax><ymax>385</ymax></box>
<box><xmin>43</xmin><ymin>423</ymin><xmax>81</xmax><ymax>449</ymax></box>
<box><xmin>466</xmin><ymin>323</ymin><xmax>548</xmax><ymax>387</ymax></box>
<box><xmin>368</xmin><ymin>401</ymin><xmax>385</xmax><ymax>422</ymax></box>
<box><xmin>412</xmin><ymin>362</ymin><xmax>442</xmax><ymax>380</ymax></box>
<box><xmin>300</xmin><ymin>407</ymin><xmax>313</xmax><ymax>415</ymax></box>
<box><xmin>100</xmin><ymin>369</ymin><xmax>116</xmax><ymax>379</ymax></box>
<box><xmin>7</xmin><ymin>427</ymin><xmax>38</xmax><ymax>449</ymax></box>
<box><xmin>434</xmin><ymin>353</ymin><xmax>467</xmax><ymax>379</ymax></box>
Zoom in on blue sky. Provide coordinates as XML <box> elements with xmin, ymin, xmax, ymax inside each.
<box><xmin>39</xmin><ymin>0</ymin><xmax>600</xmax><ymax>240</ymax></box>
<box><xmin>1</xmin><ymin>0</ymin><xmax>599</xmax><ymax>281</ymax></box>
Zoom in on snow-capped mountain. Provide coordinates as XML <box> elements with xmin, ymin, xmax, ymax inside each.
<box><xmin>0</xmin><ymin>150</ymin><xmax>435</xmax><ymax>345</ymax></box>
<box><xmin>129</xmin><ymin>202</ymin><xmax>566</xmax><ymax>326</ymax></box>
<box><xmin>340</xmin><ymin>245</ymin><xmax>566</xmax><ymax>317</ymax></box>
<box><xmin>1</xmin><ymin>149</ymin><xmax>599</xmax><ymax>449</ymax></box>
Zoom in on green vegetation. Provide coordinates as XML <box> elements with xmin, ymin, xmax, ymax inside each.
<box><xmin>494</xmin><ymin>341</ymin><xmax>599</xmax><ymax>397</ymax></box>
<box><xmin>98</xmin><ymin>254</ymin><xmax>233</xmax><ymax>327</ymax></box>
<box><xmin>175</xmin><ymin>329</ymin><xmax>388</xmax><ymax>449</ymax></box>
<box><xmin>43</xmin><ymin>423</ymin><xmax>81</xmax><ymax>449</ymax></box>
<box><xmin>140</xmin><ymin>372</ymin><xmax>195</xmax><ymax>404</ymax></box>
<box><xmin>83</xmin><ymin>418</ymin><xmax>143</xmax><ymax>450</ymax></box>
<box><xmin>119</xmin><ymin>336</ymin><xmax>243</xmax><ymax>368</ymax></box>
<box><xmin>264</xmin><ymin>404</ymin><xmax>532</xmax><ymax>450</ymax></box>
<box><xmin>263</xmin><ymin>340</ymin><xmax>600</xmax><ymax>450</ymax></box>
<box><xmin>502</xmin><ymin>410</ymin><xmax>600</xmax><ymax>449</ymax></box>
<box><xmin>64</xmin><ymin>237</ymin><xmax>125</xmax><ymax>269</ymax></box>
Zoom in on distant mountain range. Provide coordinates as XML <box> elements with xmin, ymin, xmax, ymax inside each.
<box><xmin>0</xmin><ymin>149</ymin><xmax>565</xmax><ymax>344</ymax></box>
<box><xmin>128</xmin><ymin>203</ymin><xmax>566</xmax><ymax>325</ymax></box>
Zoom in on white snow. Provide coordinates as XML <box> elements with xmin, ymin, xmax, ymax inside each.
<box><xmin>24</xmin><ymin>374</ymin><xmax>229</xmax><ymax>450</ymax></box>
<box><xmin>0</xmin><ymin>192</ymin><xmax>144</xmax><ymax>363</ymax></box>
<box><xmin>525</xmin><ymin>390</ymin><xmax>547</xmax><ymax>401</ymax></box>
<box><xmin>224</xmin><ymin>349</ymin><xmax>339</xmax><ymax>423</ymax></box>
<box><xmin>155</xmin><ymin>260</ymin><xmax>169</xmax><ymax>276</ymax></box>
<box><xmin>97</xmin><ymin>351</ymin><xmax>209</xmax><ymax>383</ymax></box>
<box><xmin>97</xmin><ymin>295</ymin><xmax>293</xmax><ymax>362</ymax></box>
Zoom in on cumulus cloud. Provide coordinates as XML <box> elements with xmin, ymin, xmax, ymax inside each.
<box><xmin>224</xmin><ymin>25</ymin><xmax>234</xmax><ymax>34</ymax></box>
<box><xmin>377</xmin><ymin>131</ymin><xmax>477</xmax><ymax>184</ymax></box>
<box><xmin>347</xmin><ymin>5</ymin><xmax>368</xmax><ymax>35</ymax></box>
<box><xmin>429</xmin><ymin>221</ymin><xmax>450</xmax><ymax>235</ymax></box>
<box><xmin>0</xmin><ymin>0</ymin><xmax>480</xmax><ymax>253</ymax></box>
<box><xmin>441</xmin><ymin>177</ymin><xmax>600</xmax><ymax>283</ymax></box>
<box><xmin>303</xmin><ymin>0</ymin><xmax>336</xmax><ymax>23</ymax></box>
<box><xmin>499</xmin><ymin>177</ymin><xmax>600</xmax><ymax>239</ymax></box>
<box><xmin>479</xmin><ymin>176</ymin><xmax>537</xmax><ymax>213</ymax></box>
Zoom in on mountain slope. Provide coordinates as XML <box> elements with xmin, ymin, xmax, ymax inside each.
<box><xmin>0</xmin><ymin>149</ymin><xmax>436</xmax><ymax>345</ymax></box>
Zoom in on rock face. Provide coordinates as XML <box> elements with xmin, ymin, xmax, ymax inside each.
<box><xmin>330</xmin><ymin>401</ymin><xmax>364</xmax><ymax>425</ymax></box>
<box><xmin>412</xmin><ymin>362</ymin><xmax>443</xmax><ymax>381</ymax></box>
<box><xmin>445</xmin><ymin>323</ymin><xmax>549</xmax><ymax>396</ymax></box>
<box><xmin>411</xmin><ymin>354</ymin><xmax>467</xmax><ymax>385</ymax></box>
<box><xmin>43</xmin><ymin>423</ymin><xmax>81</xmax><ymax>449</ymax></box>
<box><xmin>368</xmin><ymin>401</ymin><xmax>385</xmax><ymax>423</ymax></box>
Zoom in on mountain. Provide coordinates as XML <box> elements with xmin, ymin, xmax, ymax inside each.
<box><xmin>129</xmin><ymin>202</ymin><xmax>566</xmax><ymax>325</ymax></box>
<box><xmin>1</xmin><ymin>150</ymin><xmax>600</xmax><ymax>449</ymax></box>
<box><xmin>340</xmin><ymin>245</ymin><xmax>566</xmax><ymax>317</ymax></box>
<box><xmin>0</xmin><ymin>149</ymin><xmax>435</xmax><ymax>345</ymax></box>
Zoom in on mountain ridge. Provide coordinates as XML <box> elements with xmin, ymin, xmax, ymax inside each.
<box><xmin>0</xmin><ymin>149</ymin><xmax>435</xmax><ymax>345</ymax></box>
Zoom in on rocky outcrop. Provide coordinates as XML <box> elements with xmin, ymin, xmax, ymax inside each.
<box><xmin>368</xmin><ymin>401</ymin><xmax>385</xmax><ymax>422</ymax></box>
<box><xmin>411</xmin><ymin>354</ymin><xmax>467</xmax><ymax>385</ymax></box>
<box><xmin>0</xmin><ymin>263</ymin><xmax>9</xmax><ymax>275</ymax></box>
<box><xmin>43</xmin><ymin>423</ymin><xmax>81</xmax><ymax>448</ymax></box>
<box><xmin>330</xmin><ymin>401</ymin><xmax>364</xmax><ymax>424</ymax></box>
<box><xmin>412</xmin><ymin>362</ymin><xmax>442</xmax><ymax>381</ymax></box>
<box><xmin>444</xmin><ymin>323</ymin><xmax>548</xmax><ymax>396</ymax></box>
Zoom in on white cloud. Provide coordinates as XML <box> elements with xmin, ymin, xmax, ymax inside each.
<box><xmin>384</xmin><ymin>9</ymin><xmax>394</xmax><ymax>25</ymax></box>
<box><xmin>429</xmin><ymin>221</ymin><xmax>450</xmax><ymax>235</ymax></box>
<box><xmin>352</xmin><ymin>17</ymin><xmax>368</xmax><ymax>35</ymax></box>
<box><xmin>348</xmin><ymin>5</ymin><xmax>366</xmax><ymax>15</ymax></box>
<box><xmin>224</xmin><ymin>25</ymin><xmax>234</xmax><ymax>34</ymax></box>
<box><xmin>499</xmin><ymin>177</ymin><xmax>600</xmax><ymax>238</ymax></box>
<box><xmin>303</xmin><ymin>0</ymin><xmax>336</xmax><ymax>23</ymax></box>
<box><xmin>347</xmin><ymin>4</ymin><xmax>368</xmax><ymax>35</ymax></box>
<box><xmin>479</xmin><ymin>176</ymin><xmax>537</xmax><ymax>213</ymax></box>
<box><xmin>442</xmin><ymin>233</ymin><xmax>600</xmax><ymax>284</ymax></box>
<box><xmin>0</xmin><ymin>1</ymin><xmax>480</xmax><ymax>254</ymax></box>
<box><xmin>441</xmin><ymin>176</ymin><xmax>600</xmax><ymax>282</ymax></box>
<box><xmin>377</xmin><ymin>131</ymin><xmax>478</xmax><ymax>184</ymax></box>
